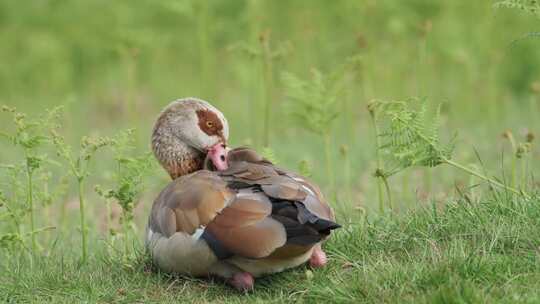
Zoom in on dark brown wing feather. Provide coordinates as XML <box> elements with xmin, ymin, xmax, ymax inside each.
<box><xmin>216</xmin><ymin>147</ymin><xmax>340</xmax><ymax>249</ymax></box>
<box><xmin>205</xmin><ymin>191</ymin><xmax>287</xmax><ymax>258</ymax></box>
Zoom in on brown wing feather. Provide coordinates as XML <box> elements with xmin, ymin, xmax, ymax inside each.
<box><xmin>272</xmin><ymin>167</ymin><xmax>335</xmax><ymax>221</ymax></box>
<box><xmin>148</xmin><ymin>170</ymin><xmax>234</xmax><ymax>237</ymax></box>
<box><xmin>149</xmin><ymin>147</ymin><xmax>338</xmax><ymax>262</ymax></box>
<box><xmin>205</xmin><ymin>192</ymin><xmax>287</xmax><ymax>258</ymax></box>
<box><xmin>226</xmin><ymin>146</ymin><xmax>271</xmax><ymax>164</ymax></box>
<box><xmin>223</xmin><ymin>147</ymin><xmax>335</xmax><ymax>222</ymax></box>
<box><xmin>149</xmin><ymin>169</ymin><xmax>288</xmax><ymax>260</ymax></box>
<box><xmin>215</xmin><ymin>148</ymin><xmax>339</xmax><ymax>249</ymax></box>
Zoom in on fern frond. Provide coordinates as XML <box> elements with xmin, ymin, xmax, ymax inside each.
<box><xmin>282</xmin><ymin>67</ymin><xmax>346</xmax><ymax>136</ymax></box>
<box><xmin>371</xmin><ymin>98</ymin><xmax>529</xmax><ymax>199</ymax></box>
<box><xmin>374</xmin><ymin>99</ymin><xmax>453</xmax><ymax>177</ymax></box>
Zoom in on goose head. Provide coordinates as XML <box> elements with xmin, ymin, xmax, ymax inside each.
<box><xmin>151</xmin><ymin>97</ymin><xmax>229</xmax><ymax>179</ymax></box>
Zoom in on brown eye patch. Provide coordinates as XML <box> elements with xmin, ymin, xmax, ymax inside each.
<box><xmin>196</xmin><ymin>109</ymin><xmax>223</xmax><ymax>137</ymax></box>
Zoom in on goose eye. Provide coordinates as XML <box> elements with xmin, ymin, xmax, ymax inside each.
<box><xmin>206</xmin><ymin>121</ymin><xmax>214</xmax><ymax>128</ymax></box>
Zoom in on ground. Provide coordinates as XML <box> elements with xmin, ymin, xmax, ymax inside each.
<box><xmin>2</xmin><ymin>194</ymin><xmax>540</xmax><ymax>303</ymax></box>
<box><xmin>1</xmin><ymin>1</ymin><xmax>540</xmax><ymax>303</ymax></box>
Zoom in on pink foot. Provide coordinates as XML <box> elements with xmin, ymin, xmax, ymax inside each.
<box><xmin>228</xmin><ymin>272</ymin><xmax>254</xmax><ymax>292</ymax></box>
<box><xmin>310</xmin><ymin>246</ymin><xmax>327</xmax><ymax>268</ymax></box>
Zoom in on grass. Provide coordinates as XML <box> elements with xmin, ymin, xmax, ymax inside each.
<box><xmin>2</xmin><ymin>193</ymin><xmax>540</xmax><ymax>303</ymax></box>
<box><xmin>1</xmin><ymin>0</ymin><xmax>540</xmax><ymax>302</ymax></box>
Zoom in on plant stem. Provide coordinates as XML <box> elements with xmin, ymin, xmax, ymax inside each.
<box><xmin>521</xmin><ymin>157</ymin><xmax>528</xmax><ymax>192</ymax></box>
<box><xmin>4</xmin><ymin>204</ymin><xmax>21</xmax><ymax>236</ymax></box>
<box><xmin>382</xmin><ymin>176</ymin><xmax>393</xmax><ymax>211</ymax></box>
<box><xmin>343</xmin><ymin>147</ymin><xmax>352</xmax><ymax>204</ymax></box>
<box><xmin>196</xmin><ymin>0</ymin><xmax>213</xmax><ymax>99</ymax></box>
<box><xmin>369</xmin><ymin>108</ymin><xmax>386</xmax><ymax>213</ymax></box>
<box><xmin>25</xmin><ymin>156</ymin><xmax>36</xmax><ymax>256</ymax></box>
<box><xmin>444</xmin><ymin>158</ymin><xmax>529</xmax><ymax>199</ymax></box>
<box><xmin>505</xmin><ymin>131</ymin><xmax>517</xmax><ymax>188</ymax></box>
<box><xmin>323</xmin><ymin>132</ymin><xmax>335</xmax><ymax>195</ymax></box>
<box><xmin>105</xmin><ymin>199</ymin><xmax>112</xmax><ymax>244</ymax></box>
<box><xmin>261</xmin><ymin>30</ymin><xmax>274</xmax><ymax>147</ymax></box>
<box><xmin>416</xmin><ymin>32</ymin><xmax>427</xmax><ymax>96</ymax></box>
<box><xmin>126</xmin><ymin>50</ymin><xmax>137</xmax><ymax>121</ymax></box>
<box><xmin>78</xmin><ymin>179</ymin><xmax>87</xmax><ymax>263</ymax></box>
<box><xmin>511</xmin><ymin>156</ymin><xmax>517</xmax><ymax>189</ymax></box>
<box><xmin>123</xmin><ymin>213</ymin><xmax>129</xmax><ymax>259</ymax></box>
<box><xmin>376</xmin><ymin>178</ymin><xmax>385</xmax><ymax>214</ymax></box>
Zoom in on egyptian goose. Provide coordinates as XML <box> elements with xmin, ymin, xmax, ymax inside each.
<box><xmin>146</xmin><ymin>98</ymin><xmax>340</xmax><ymax>291</ymax></box>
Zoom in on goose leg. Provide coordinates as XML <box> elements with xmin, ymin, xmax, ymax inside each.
<box><xmin>209</xmin><ymin>261</ymin><xmax>255</xmax><ymax>292</ymax></box>
<box><xmin>309</xmin><ymin>244</ymin><xmax>327</xmax><ymax>268</ymax></box>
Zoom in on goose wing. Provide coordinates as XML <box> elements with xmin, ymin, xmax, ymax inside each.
<box><xmin>148</xmin><ymin>169</ymin><xmax>288</xmax><ymax>259</ymax></box>
<box><xmin>148</xmin><ymin>147</ymin><xmax>339</xmax><ymax>260</ymax></box>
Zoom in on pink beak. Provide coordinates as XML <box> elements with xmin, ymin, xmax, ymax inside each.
<box><xmin>207</xmin><ymin>143</ymin><xmax>229</xmax><ymax>171</ymax></box>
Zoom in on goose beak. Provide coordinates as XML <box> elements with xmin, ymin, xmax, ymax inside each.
<box><xmin>207</xmin><ymin>143</ymin><xmax>229</xmax><ymax>171</ymax></box>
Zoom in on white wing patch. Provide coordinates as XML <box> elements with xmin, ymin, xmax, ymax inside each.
<box><xmin>191</xmin><ymin>227</ymin><xmax>205</xmax><ymax>240</ymax></box>
<box><xmin>293</xmin><ymin>177</ymin><xmax>316</xmax><ymax>196</ymax></box>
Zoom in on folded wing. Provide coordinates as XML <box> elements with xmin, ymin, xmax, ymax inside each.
<box><xmin>149</xmin><ymin>147</ymin><xmax>340</xmax><ymax>261</ymax></box>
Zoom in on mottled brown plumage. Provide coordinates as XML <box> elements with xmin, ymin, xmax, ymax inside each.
<box><xmin>148</xmin><ymin>147</ymin><xmax>337</xmax><ymax>256</ymax></box>
<box><xmin>146</xmin><ymin>98</ymin><xmax>339</xmax><ymax>291</ymax></box>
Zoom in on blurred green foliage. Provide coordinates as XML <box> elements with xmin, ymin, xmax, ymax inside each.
<box><xmin>1</xmin><ymin>1</ymin><xmax>539</xmax><ymax>110</ymax></box>
<box><xmin>1</xmin><ymin>1</ymin><xmax>540</xmax><ymax>299</ymax></box>
<box><xmin>0</xmin><ymin>0</ymin><xmax>539</xmax><ymax>235</ymax></box>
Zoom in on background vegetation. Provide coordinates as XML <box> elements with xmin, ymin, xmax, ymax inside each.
<box><xmin>1</xmin><ymin>1</ymin><xmax>540</xmax><ymax>302</ymax></box>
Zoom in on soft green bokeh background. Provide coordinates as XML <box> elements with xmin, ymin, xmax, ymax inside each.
<box><xmin>3</xmin><ymin>1</ymin><xmax>540</xmax><ymax>302</ymax></box>
<box><xmin>0</xmin><ymin>0</ymin><xmax>539</xmax><ymax>241</ymax></box>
